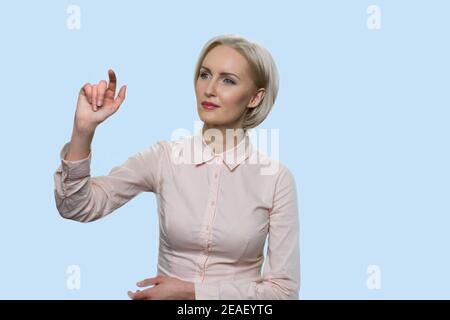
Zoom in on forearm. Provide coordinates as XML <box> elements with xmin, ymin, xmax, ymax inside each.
<box><xmin>195</xmin><ymin>278</ymin><xmax>299</xmax><ymax>300</ymax></box>
<box><xmin>65</xmin><ymin>125</ymin><xmax>95</xmax><ymax>161</ymax></box>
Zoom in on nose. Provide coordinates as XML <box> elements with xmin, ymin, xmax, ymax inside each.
<box><xmin>204</xmin><ymin>77</ymin><xmax>218</xmax><ymax>97</ymax></box>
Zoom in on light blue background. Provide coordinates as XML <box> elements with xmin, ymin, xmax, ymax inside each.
<box><xmin>0</xmin><ymin>0</ymin><xmax>448</xmax><ymax>299</ymax></box>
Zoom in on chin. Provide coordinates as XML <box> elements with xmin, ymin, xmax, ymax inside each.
<box><xmin>198</xmin><ymin>108</ymin><xmax>221</xmax><ymax>123</ymax></box>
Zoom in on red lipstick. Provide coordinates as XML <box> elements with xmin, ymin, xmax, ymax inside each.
<box><xmin>201</xmin><ymin>101</ymin><xmax>221</xmax><ymax>110</ymax></box>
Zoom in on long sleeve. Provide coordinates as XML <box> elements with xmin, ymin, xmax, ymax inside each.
<box><xmin>53</xmin><ymin>141</ymin><xmax>163</xmax><ymax>223</ymax></box>
<box><xmin>194</xmin><ymin>166</ymin><xmax>300</xmax><ymax>300</ymax></box>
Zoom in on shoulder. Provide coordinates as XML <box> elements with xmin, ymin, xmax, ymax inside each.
<box><xmin>142</xmin><ymin>134</ymin><xmax>196</xmax><ymax>164</ymax></box>
<box><xmin>250</xmin><ymin>149</ymin><xmax>295</xmax><ymax>183</ymax></box>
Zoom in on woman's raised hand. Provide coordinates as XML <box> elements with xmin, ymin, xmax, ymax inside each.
<box><xmin>74</xmin><ymin>69</ymin><xmax>127</xmax><ymax>132</ymax></box>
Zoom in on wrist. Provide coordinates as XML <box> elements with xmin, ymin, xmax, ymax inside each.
<box><xmin>74</xmin><ymin>121</ymin><xmax>97</xmax><ymax>136</ymax></box>
<box><xmin>74</xmin><ymin>127</ymin><xmax>96</xmax><ymax>138</ymax></box>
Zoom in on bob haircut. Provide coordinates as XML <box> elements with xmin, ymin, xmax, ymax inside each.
<box><xmin>193</xmin><ymin>34</ymin><xmax>279</xmax><ymax>131</ymax></box>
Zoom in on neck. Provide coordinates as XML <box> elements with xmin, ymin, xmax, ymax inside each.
<box><xmin>202</xmin><ymin>124</ymin><xmax>246</xmax><ymax>154</ymax></box>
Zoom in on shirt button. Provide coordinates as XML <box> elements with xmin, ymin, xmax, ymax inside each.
<box><xmin>210</xmin><ymin>201</ymin><xmax>215</xmax><ymax>206</ymax></box>
<box><xmin>214</xmin><ymin>173</ymin><xmax>218</xmax><ymax>179</ymax></box>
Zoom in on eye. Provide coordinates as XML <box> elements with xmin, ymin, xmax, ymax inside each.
<box><xmin>224</xmin><ymin>78</ymin><xmax>236</xmax><ymax>85</ymax></box>
<box><xmin>199</xmin><ymin>71</ymin><xmax>236</xmax><ymax>85</ymax></box>
<box><xmin>199</xmin><ymin>71</ymin><xmax>209</xmax><ymax>79</ymax></box>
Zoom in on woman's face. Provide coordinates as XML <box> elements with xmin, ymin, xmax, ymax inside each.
<box><xmin>195</xmin><ymin>45</ymin><xmax>265</xmax><ymax>130</ymax></box>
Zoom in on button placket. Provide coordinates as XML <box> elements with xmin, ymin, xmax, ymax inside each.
<box><xmin>205</xmin><ymin>161</ymin><xmax>221</xmax><ymax>232</ymax></box>
<box><xmin>198</xmin><ymin>160</ymin><xmax>222</xmax><ymax>281</ymax></box>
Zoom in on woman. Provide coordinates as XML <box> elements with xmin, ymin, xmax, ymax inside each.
<box><xmin>54</xmin><ymin>34</ymin><xmax>300</xmax><ymax>300</ymax></box>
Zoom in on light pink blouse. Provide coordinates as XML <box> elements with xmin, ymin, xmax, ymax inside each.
<box><xmin>53</xmin><ymin>129</ymin><xmax>300</xmax><ymax>299</ymax></box>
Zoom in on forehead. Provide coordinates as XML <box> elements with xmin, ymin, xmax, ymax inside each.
<box><xmin>201</xmin><ymin>45</ymin><xmax>250</xmax><ymax>75</ymax></box>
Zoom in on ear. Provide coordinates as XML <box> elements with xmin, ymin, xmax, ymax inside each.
<box><xmin>247</xmin><ymin>88</ymin><xmax>266</xmax><ymax>109</ymax></box>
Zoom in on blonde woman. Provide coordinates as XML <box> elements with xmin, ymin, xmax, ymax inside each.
<box><xmin>54</xmin><ymin>34</ymin><xmax>300</xmax><ymax>300</ymax></box>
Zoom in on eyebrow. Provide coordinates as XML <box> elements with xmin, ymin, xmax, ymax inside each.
<box><xmin>200</xmin><ymin>66</ymin><xmax>240</xmax><ymax>80</ymax></box>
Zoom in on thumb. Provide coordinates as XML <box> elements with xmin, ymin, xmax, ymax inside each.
<box><xmin>112</xmin><ymin>85</ymin><xmax>127</xmax><ymax>110</ymax></box>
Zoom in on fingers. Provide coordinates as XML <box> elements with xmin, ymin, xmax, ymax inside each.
<box><xmin>82</xmin><ymin>83</ymin><xmax>92</xmax><ymax>103</ymax></box>
<box><xmin>128</xmin><ymin>289</ymin><xmax>151</xmax><ymax>300</ymax></box>
<box><xmin>107</xmin><ymin>69</ymin><xmax>117</xmax><ymax>93</ymax></box>
<box><xmin>105</xmin><ymin>69</ymin><xmax>126</xmax><ymax>105</ymax></box>
<box><xmin>128</xmin><ymin>290</ymin><xmax>138</xmax><ymax>299</ymax></box>
<box><xmin>96</xmin><ymin>80</ymin><xmax>107</xmax><ymax>106</ymax></box>
<box><xmin>129</xmin><ymin>276</ymin><xmax>164</xmax><ymax>300</ymax></box>
<box><xmin>89</xmin><ymin>80</ymin><xmax>108</xmax><ymax>112</ymax></box>
<box><xmin>92</xmin><ymin>85</ymin><xmax>98</xmax><ymax>111</ymax></box>
<box><xmin>112</xmin><ymin>85</ymin><xmax>127</xmax><ymax>110</ymax></box>
<box><xmin>81</xmin><ymin>70</ymin><xmax>126</xmax><ymax>112</ymax></box>
<box><xmin>137</xmin><ymin>276</ymin><xmax>163</xmax><ymax>288</ymax></box>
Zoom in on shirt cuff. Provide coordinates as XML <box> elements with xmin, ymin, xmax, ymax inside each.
<box><xmin>194</xmin><ymin>282</ymin><xmax>220</xmax><ymax>300</ymax></box>
<box><xmin>59</xmin><ymin>141</ymin><xmax>92</xmax><ymax>180</ymax></box>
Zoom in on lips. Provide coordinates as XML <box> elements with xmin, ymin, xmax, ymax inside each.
<box><xmin>201</xmin><ymin>101</ymin><xmax>220</xmax><ymax>110</ymax></box>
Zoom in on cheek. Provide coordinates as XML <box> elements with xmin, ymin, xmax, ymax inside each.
<box><xmin>221</xmin><ymin>89</ymin><xmax>250</xmax><ymax>110</ymax></box>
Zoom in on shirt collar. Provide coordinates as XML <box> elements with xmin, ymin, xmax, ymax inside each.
<box><xmin>191</xmin><ymin>128</ymin><xmax>254</xmax><ymax>171</ymax></box>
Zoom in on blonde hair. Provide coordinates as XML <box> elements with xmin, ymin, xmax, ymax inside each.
<box><xmin>193</xmin><ymin>34</ymin><xmax>279</xmax><ymax>130</ymax></box>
